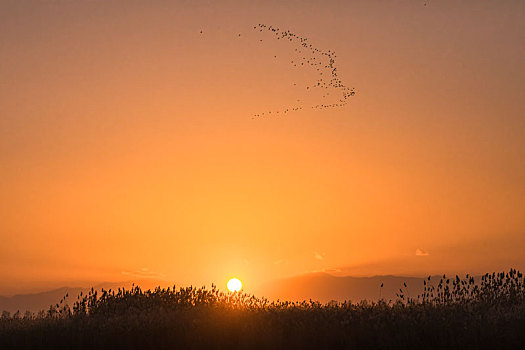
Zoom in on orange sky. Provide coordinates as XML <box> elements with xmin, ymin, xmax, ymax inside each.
<box><xmin>1</xmin><ymin>0</ymin><xmax>524</xmax><ymax>295</ymax></box>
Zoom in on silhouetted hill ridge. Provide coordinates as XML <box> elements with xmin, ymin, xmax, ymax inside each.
<box><xmin>0</xmin><ymin>279</ymin><xmax>170</xmax><ymax>313</ymax></box>
<box><xmin>256</xmin><ymin>272</ymin><xmax>455</xmax><ymax>303</ymax></box>
<box><xmin>1</xmin><ymin>273</ymin><xmax>479</xmax><ymax>313</ymax></box>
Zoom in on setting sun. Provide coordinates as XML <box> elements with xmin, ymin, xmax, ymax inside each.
<box><xmin>227</xmin><ymin>278</ymin><xmax>243</xmax><ymax>292</ymax></box>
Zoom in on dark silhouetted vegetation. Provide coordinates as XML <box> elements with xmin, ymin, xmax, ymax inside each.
<box><xmin>1</xmin><ymin>269</ymin><xmax>525</xmax><ymax>349</ymax></box>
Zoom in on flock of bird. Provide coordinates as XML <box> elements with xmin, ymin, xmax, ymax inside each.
<box><xmin>199</xmin><ymin>24</ymin><xmax>356</xmax><ymax>118</ymax></box>
<box><xmin>250</xmin><ymin>24</ymin><xmax>356</xmax><ymax>119</ymax></box>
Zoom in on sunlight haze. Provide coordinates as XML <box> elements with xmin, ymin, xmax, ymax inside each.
<box><xmin>0</xmin><ymin>0</ymin><xmax>524</xmax><ymax>296</ymax></box>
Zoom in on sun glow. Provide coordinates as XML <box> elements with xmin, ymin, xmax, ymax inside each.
<box><xmin>227</xmin><ymin>278</ymin><xmax>242</xmax><ymax>292</ymax></box>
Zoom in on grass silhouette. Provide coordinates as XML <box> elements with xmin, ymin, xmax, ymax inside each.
<box><xmin>1</xmin><ymin>269</ymin><xmax>524</xmax><ymax>349</ymax></box>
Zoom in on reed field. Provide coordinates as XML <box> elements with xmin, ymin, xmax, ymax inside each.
<box><xmin>1</xmin><ymin>269</ymin><xmax>524</xmax><ymax>349</ymax></box>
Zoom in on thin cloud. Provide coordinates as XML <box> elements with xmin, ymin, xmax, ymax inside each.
<box><xmin>314</xmin><ymin>251</ymin><xmax>325</xmax><ymax>261</ymax></box>
<box><xmin>415</xmin><ymin>248</ymin><xmax>429</xmax><ymax>256</ymax></box>
<box><xmin>121</xmin><ymin>268</ymin><xmax>166</xmax><ymax>279</ymax></box>
<box><xmin>309</xmin><ymin>267</ymin><xmax>341</xmax><ymax>274</ymax></box>
<box><xmin>323</xmin><ymin>268</ymin><xmax>341</xmax><ymax>273</ymax></box>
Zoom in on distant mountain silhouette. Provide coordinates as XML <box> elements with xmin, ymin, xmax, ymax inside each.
<box><xmin>0</xmin><ymin>279</ymin><xmax>171</xmax><ymax>314</ymax></box>
<box><xmin>256</xmin><ymin>272</ymin><xmax>442</xmax><ymax>303</ymax></box>
<box><xmin>0</xmin><ymin>287</ymin><xmax>83</xmax><ymax>314</ymax></box>
<box><xmin>2</xmin><ymin>274</ymin><xmax>478</xmax><ymax>312</ymax></box>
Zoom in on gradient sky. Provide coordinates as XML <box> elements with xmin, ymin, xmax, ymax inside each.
<box><xmin>1</xmin><ymin>0</ymin><xmax>524</xmax><ymax>295</ymax></box>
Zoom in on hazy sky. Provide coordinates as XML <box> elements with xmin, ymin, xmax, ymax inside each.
<box><xmin>1</xmin><ymin>0</ymin><xmax>524</xmax><ymax>295</ymax></box>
